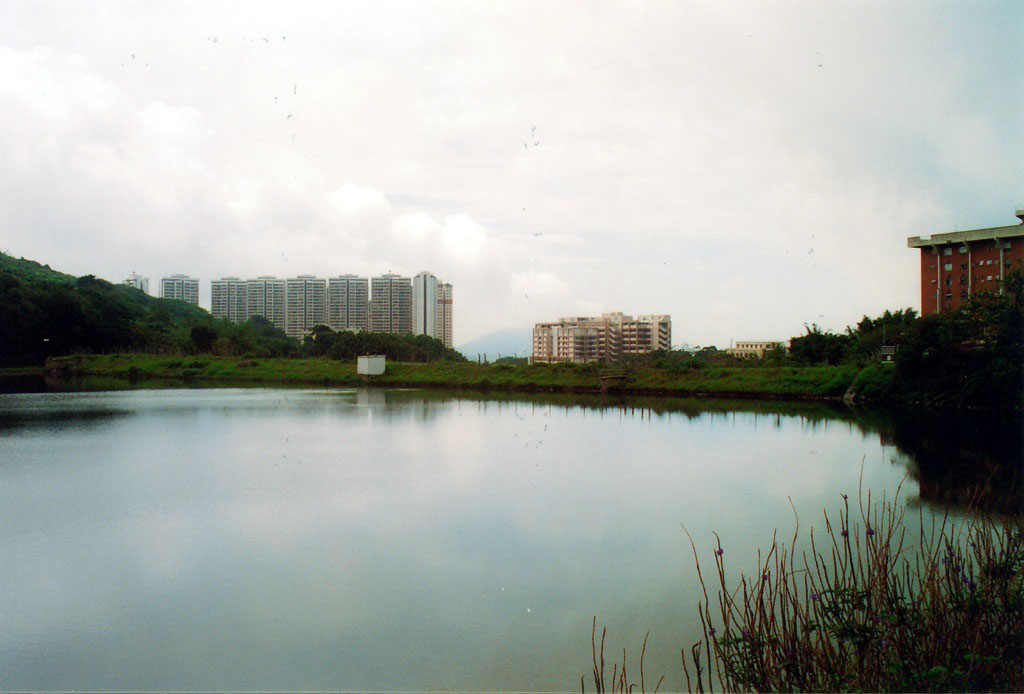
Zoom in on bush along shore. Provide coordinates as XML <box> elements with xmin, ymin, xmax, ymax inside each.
<box><xmin>587</xmin><ymin>489</ymin><xmax>1024</xmax><ymax>693</ymax></box>
<box><xmin>38</xmin><ymin>353</ymin><xmax>863</xmax><ymax>401</ymax></box>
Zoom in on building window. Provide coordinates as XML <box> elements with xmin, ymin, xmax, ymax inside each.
<box><xmin>986</xmin><ymin>259</ymin><xmax>993</xmax><ymax>265</ymax></box>
<box><xmin>943</xmin><ymin>263</ymin><xmax>952</xmax><ymax>271</ymax></box>
<box><xmin>959</xmin><ymin>276</ymin><xmax>967</xmax><ymax>285</ymax></box>
<box><xmin>944</xmin><ymin>276</ymin><xmax>952</xmax><ymax>286</ymax></box>
<box><xmin>987</xmin><ymin>275</ymin><xmax>993</xmax><ymax>281</ymax></box>
<box><xmin>944</xmin><ymin>293</ymin><xmax>953</xmax><ymax>301</ymax></box>
<box><xmin>1004</xmin><ymin>242</ymin><xmax>1012</xmax><ymax>250</ymax></box>
<box><xmin>959</xmin><ymin>246</ymin><xmax>967</xmax><ymax>253</ymax></box>
<box><xmin>943</xmin><ymin>247</ymin><xmax>952</xmax><ymax>256</ymax></box>
<box><xmin>960</xmin><ymin>291</ymin><xmax>968</xmax><ymax>299</ymax></box>
<box><xmin>959</xmin><ymin>261</ymin><xmax>968</xmax><ymax>269</ymax></box>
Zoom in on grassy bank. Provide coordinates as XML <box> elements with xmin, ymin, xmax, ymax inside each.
<box><xmin>41</xmin><ymin>354</ymin><xmax>862</xmax><ymax>400</ymax></box>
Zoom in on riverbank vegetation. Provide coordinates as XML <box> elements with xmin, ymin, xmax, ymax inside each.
<box><xmin>3</xmin><ymin>251</ymin><xmax>1020</xmax><ymax>409</ymax></box>
<box><xmin>39</xmin><ymin>353</ymin><xmax>859</xmax><ymax>400</ymax></box>
<box><xmin>588</xmin><ymin>492</ymin><xmax>1024</xmax><ymax>692</ymax></box>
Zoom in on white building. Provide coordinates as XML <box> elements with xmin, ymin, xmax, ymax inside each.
<box><xmin>328</xmin><ymin>275</ymin><xmax>369</xmax><ymax>332</ymax></box>
<box><xmin>123</xmin><ymin>272</ymin><xmax>149</xmax><ymax>294</ymax></box>
<box><xmin>246</xmin><ymin>276</ymin><xmax>287</xmax><ymax>332</ymax></box>
<box><xmin>436</xmin><ymin>282</ymin><xmax>453</xmax><ymax>348</ymax></box>
<box><xmin>413</xmin><ymin>271</ymin><xmax>439</xmax><ymax>338</ymax></box>
<box><xmin>413</xmin><ymin>271</ymin><xmax>454</xmax><ymax>348</ymax></box>
<box><xmin>532</xmin><ymin>312</ymin><xmax>671</xmax><ymax>363</ymax></box>
<box><xmin>211</xmin><ymin>277</ymin><xmax>249</xmax><ymax>323</ymax></box>
<box><xmin>160</xmin><ymin>274</ymin><xmax>199</xmax><ymax>305</ymax></box>
<box><xmin>285</xmin><ymin>276</ymin><xmax>327</xmax><ymax>339</ymax></box>
<box><xmin>726</xmin><ymin>341</ymin><xmax>786</xmax><ymax>358</ymax></box>
<box><xmin>370</xmin><ymin>274</ymin><xmax>412</xmax><ymax>334</ymax></box>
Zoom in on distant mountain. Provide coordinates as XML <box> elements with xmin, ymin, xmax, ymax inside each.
<box><xmin>457</xmin><ymin>327</ymin><xmax>533</xmax><ymax>360</ymax></box>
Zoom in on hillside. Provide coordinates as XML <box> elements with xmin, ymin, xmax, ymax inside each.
<box><xmin>0</xmin><ymin>252</ymin><xmax>213</xmax><ymax>366</ymax></box>
<box><xmin>0</xmin><ymin>252</ymin><xmax>464</xmax><ymax>368</ymax></box>
<box><xmin>457</xmin><ymin>326</ymin><xmax>533</xmax><ymax>360</ymax></box>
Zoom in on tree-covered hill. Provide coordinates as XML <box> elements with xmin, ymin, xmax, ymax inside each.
<box><xmin>1</xmin><ymin>252</ymin><xmax>214</xmax><ymax>366</ymax></box>
<box><xmin>0</xmin><ymin>252</ymin><xmax>466</xmax><ymax>367</ymax></box>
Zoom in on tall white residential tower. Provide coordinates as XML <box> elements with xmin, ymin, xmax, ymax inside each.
<box><xmin>246</xmin><ymin>276</ymin><xmax>287</xmax><ymax>332</ymax></box>
<box><xmin>160</xmin><ymin>274</ymin><xmax>199</xmax><ymax>305</ymax></box>
<box><xmin>211</xmin><ymin>277</ymin><xmax>249</xmax><ymax>323</ymax></box>
<box><xmin>285</xmin><ymin>276</ymin><xmax>327</xmax><ymax>338</ymax></box>
<box><xmin>327</xmin><ymin>275</ymin><xmax>369</xmax><ymax>332</ymax></box>
<box><xmin>370</xmin><ymin>274</ymin><xmax>412</xmax><ymax>334</ymax></box>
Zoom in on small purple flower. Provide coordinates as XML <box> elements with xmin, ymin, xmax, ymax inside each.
<box><xmin>810</xmin><ymin>593</ymin><xmax>819</xmax><ymax>601</ymax></box>
<box><xmin>716</xmin><ymin>548</ymin><xmax>724</xmax><ymax>556</ymax></box>
<box><xmin>842</xmin><ymin>494</ymin><xmax>848</xmax><ymax>500</ymax></box>
<box><xmin>881</xmin><ymin>639</ymin><xmax>890</xmax><ymax>649</ymax></box>
<box><xmin>709</xmin><ymin>626</ymin><xmax>716</xmax><ymax>636</ymax></box>
<box><xmin>742</xmin><ymin>629</ymin><xmax>750</xmax><ymax>638</ymax></box>
<box><xmin>763</xmin><ymin>572</ymin><xmax>770</xmax><ymax>581</ymax></box>
<box><xmin>841</xmin><ymin>529</ymin><xmax>849</xmax><ymax>538</ymax></box>
<box><xmin>786</xmin><ymin>650</ymin><xmax>794</xmax><ymax>659</ymax></box>
<box><xmin>866</xmin><ymin>527</ymin><xmax>875</xmax><ymax>537</ymax></box>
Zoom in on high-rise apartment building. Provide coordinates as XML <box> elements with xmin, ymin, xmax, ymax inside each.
<box><xmin>907</xmin><ymin>210</ymin><xmax>1024</xmax><ymax>314</ymax></box>
<box><xmin>285</xmin><ymin>276</ymin><xmax>327</xmax><ymax>338</ymax></box>
<box><xmin>123</xmin><ymin>272</ymin><xmax>149</xmax><ymax>294</ymax></box>
<box><xmin>437</xmin><ymin>282</ymin><xmax>453</xmax><ymax>348</ymax></box>
<box><xmin>160</xmin><ymin>274</ymin><xmax>199</xmax><ymax>305</ymax></box>
<box><xmin>211</xmin><ymin>277</ymin><xmax>249</xmax><ymax>323</ymax></box>
<box><xmin>413</xmin><ymin>272</ymin><xmax>439</xmax><ymax>338</ymax></box>
<box><xmin>246</xmin><ymin>276</ymin><xmax>287</xmax><ymax>331</ymax></box>
<box><xmin>327</xmin><ymin>275</ymin><xmax>369</xmax><ymax>332</ymax></box>
<box><xmin>413</xmin><ymin>272</ymin><xmax>454</xmax><ymax>348</ymax></box>
<box><xmin>532</xmin><ymin>312</ymin><xmax>671</xmax><ymax>364</ymax></box>
<box><xmin>370</xmin><ymin>274</ymin><xmax>412</xmax><ymax>334</ymax></box>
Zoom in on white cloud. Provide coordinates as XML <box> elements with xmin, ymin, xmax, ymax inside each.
<box><xmin>0</xmin><ymin>2</ymin><xmax>1020</xmax><ymax>345</ymax></box>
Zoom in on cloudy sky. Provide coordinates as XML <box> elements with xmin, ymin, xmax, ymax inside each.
<box><xmin>1</xmin><ymin>1</ymin><xmax>1021</xmax><ymax>348</ymax></box>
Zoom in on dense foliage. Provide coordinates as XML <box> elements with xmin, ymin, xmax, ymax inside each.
<box><xmin>1</xmin><ymin>253</ymin><xmax>213</xmax><ymax>366</ymax></box>
<box><xmin>302</xmin><ymin>324</ymin><xmax>466</xmax><ymax>362</ymax></box>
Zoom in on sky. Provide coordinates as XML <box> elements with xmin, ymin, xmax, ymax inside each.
<box><xmin>1</xmin><ymin>1</ymin><xmax>1021</xmax><ymax>348</ymax></box>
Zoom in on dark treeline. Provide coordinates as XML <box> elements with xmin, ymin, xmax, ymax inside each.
<box><xmin>0</xmin><ymin>253</ymin><xmax>464</xmax><ymax>366</ymax></box>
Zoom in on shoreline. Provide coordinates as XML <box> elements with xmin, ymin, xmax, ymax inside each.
<box><xmin>4</xmin><ymin>353</ymin><xmax>865</xmax><ymax>403</ymax></box>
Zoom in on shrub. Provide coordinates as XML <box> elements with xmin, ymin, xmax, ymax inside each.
<box><xmin>852</xmin><ymin>363</ymin><xmax>896</xmax><ymax>401</ymax></box>
<box><xmin>586</xmin><ymin>488</ymin><xmax>1024</xmax><ymax>693</ymax></box>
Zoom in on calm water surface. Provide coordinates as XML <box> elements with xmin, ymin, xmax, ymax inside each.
<box><xmin>0</xmin><ymin>387</ymin><xmax>1016</xmax><ymax>691</ymax></box>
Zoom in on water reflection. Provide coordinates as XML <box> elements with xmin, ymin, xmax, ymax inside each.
<box><xmin>0</xmin><ymin>387</ymin><xmax>1019</xmax><ymax>691</ymax></box>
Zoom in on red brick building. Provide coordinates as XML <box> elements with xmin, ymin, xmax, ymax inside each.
<box><xmin>907</xmin><ymin>211</ymin><xmax>1024</xmax><ymax>314</ymax></box>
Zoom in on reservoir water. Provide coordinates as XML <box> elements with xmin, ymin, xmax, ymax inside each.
<box><xmin>0</xmin><ymin>386</ymin><xmax>1019</xmax><ymax>692</ymax></box>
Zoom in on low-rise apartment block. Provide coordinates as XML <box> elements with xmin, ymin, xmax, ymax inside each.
<box><xmin>907</xmin><ymin>210</ymin><xmax>1024</xmax><ymax>314</ymax></box>
<box><xmin>532</xmin><ymin>312</ymin><xmax>671</xmax><ymax>364</ymax></box>
<box><xmin>727</xmin><ymin>341</ymin><xmax>785</xmax><ymax>358</ymax></box>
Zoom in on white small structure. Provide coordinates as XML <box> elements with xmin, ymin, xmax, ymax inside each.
<box><xmin>357</xmin><ymin>354</ymin><xmax>386</xmax><ymax>376</ymax></box>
